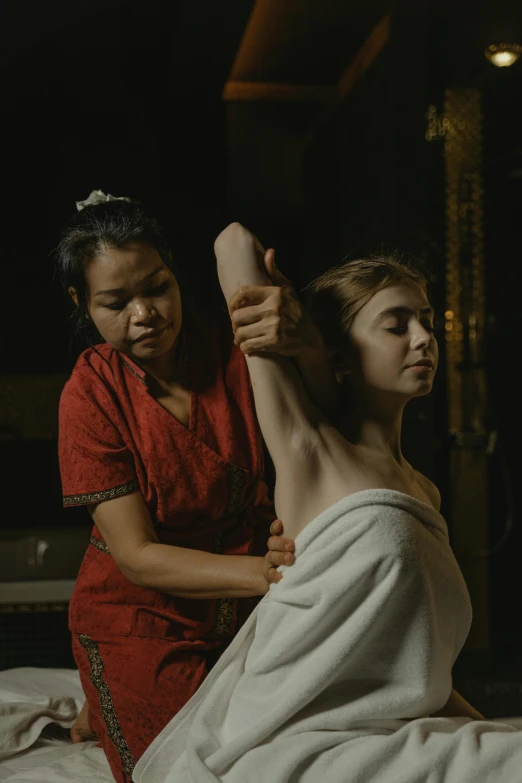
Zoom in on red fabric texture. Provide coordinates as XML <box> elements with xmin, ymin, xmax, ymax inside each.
<box><xmin>59</xmin><ymin>307</ymin><xmax>275</xmax><ymax>781</ymax></box>
<box><xmin>73</xmin><ymin>634</ymin><xmax>215</xmax><ymax>783</ymax></box>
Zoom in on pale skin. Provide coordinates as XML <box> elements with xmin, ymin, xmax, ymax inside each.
<box><xmin>214</xmin><ymin>222</ymin><xmax>485</xmax><ymax>722</ymax></box>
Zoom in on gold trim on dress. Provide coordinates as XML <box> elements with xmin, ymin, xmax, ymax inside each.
<box><xmin>89</xmin><ymin>536</ymin><xmax>111</xmax><ymax>555</ymax></box>
<box><xmin>63</xmin><ymin>479</ymin><xmax>140</xmax><ymax>507</ymax></box>
<box><xmin>212</xmin><ymin>597</ymin><xmax>235</xmax><ymax>637</ymax></box>
<box><xmin>78</xmin><ymin>634</ymin><xmax>135</xmax><ymax>778</ymax></box>
<box><xmin>209</xmin><ymin>533</ymin><xmax>236</xmax><ymax>638</ymax></box>
<box><xmin>121</xmin><ymin>359</ymin><xmax>147</xmax><ymax>385</ymax></box>
<box><xmin>222</xmin><ymin>464</ymin><xmax>247</xmax><ymax>519</ymax></box>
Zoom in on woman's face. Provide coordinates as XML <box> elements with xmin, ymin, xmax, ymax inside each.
<box><xmin>75</xmin><ymin>241</ymin><xmax>182</xmax><ymax>362</ymax></box>
<box><xmin>345</xmin><ymin>281</ymin><xmax>438</xmax><ymax>400</ymax></box>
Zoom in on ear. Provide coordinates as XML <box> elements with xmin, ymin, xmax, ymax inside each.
<box><xmin>68</xmin><ymin>287</ymin><xmax>90</xmax><ymax>319</ymax></box>
<box><xmin>68</xmin><ymin>287</ymin><xmax>79</xmax><ymax>307</ymax></box>
<box><xmin>327</xmin><ymin>347</ymin><xmax>352</xmax><ymax>383</ymax></box>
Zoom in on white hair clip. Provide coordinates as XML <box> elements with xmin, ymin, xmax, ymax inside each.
<box><xmin>76</xmin><ymin>189</ymin><xmax>132</xmax><ymax>211</ymax></box>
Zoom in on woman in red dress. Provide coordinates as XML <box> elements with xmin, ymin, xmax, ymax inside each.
<box><xmin>56</xmin><ymin>191</ymin><xmax>331</xmax><ymax>782</ymax></box>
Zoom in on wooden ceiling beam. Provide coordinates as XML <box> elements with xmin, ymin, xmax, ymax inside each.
<box><xmin>222</xmin><ymin>81</ymin><xmax>337</xmax><ymax>102</ymax></box>
<box><xmin>303</xmin><ymin>13</ymin><xmax>391</xmax><ymax>146</ymax></box>
<box><xmin>338</xmin><ymin>13</ymin><xmax>390</xmax><ymax>101</ymax></box>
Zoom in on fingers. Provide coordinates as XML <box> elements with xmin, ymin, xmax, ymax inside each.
<box><xmin>231</xmin><ymin>303</ymin><xmax>269</xmax><ymax>329</ymax></box>
<box><xmin>230</xmin><ymin>288</ymin><xmax>282</xmax><ymax>326</ymax></box>
<box><xmin>233</xmin><ymin>317</ymin><xmax>292</xmax><ymax>355</ymax></box>
<box><xmin>270</xmin><ymin>518</ymin><xmax>283</xmax><ymax>535</ymax></box>
<box><xmin>263</xmin><ymin>248</ymin><xmax>276</xmax><ymax>282</ymax></box>
<box><xmin>234</xmin><ymin>320</ymin><xmax>271</xmax><ymax>345</ymax></box>
<box><xmin>267</xmin><ymin>550</ymin><xmax>294</xmax><ymax>567</ymax></box>
<box><xmin>263</xmin><ymin>249</ymin><xmax>293</xmax><ymax>288</ymax></box>
<box><xmin>267</xmin><ymin>534</ymin><xmax>294</xmax><ymax>552</ymax></box>
<box><xmin>266</xmin><ymin>535</ymin><xmax>295</xmax><ymax>567</ymax></box>
<box><xmin>267</xmin><ymin>567</ymin><xmax>283</xmax><ymax>584</ymax></box>
<box><xmin>228</xmin><ymin>286</ymin><xmax>270</xmax><ymax>314</ymax></box>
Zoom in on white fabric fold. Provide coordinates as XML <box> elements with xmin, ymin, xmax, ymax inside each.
<box><xmin>0</xmin><ymin>667</ymin><xmax>82</xmax><ymax>761</ymax></box>
<box><xmin>134</xmin><ymin>489</ymin><xmax>522</xmax><ymax>783</ymax></box>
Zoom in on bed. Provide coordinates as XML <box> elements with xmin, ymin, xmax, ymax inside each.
<box><xmin>0</xmin><ymin>667</ymin><xmax>112</xmax><ymax>782</ymax></box>
<box><xmin>1</xmin><ymin>665</ymin><xmax>521</xmax><ymax>783</ymax></box>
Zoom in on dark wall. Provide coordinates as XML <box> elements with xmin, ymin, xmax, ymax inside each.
<box><xmin>303</xmin><ymin>14</ymin><xmax>448</xmax><ymax>490</ymax></box>
<box><xmin>0</xmin><ymin>0</ymin><xmax>236</xmax><ymax>531</ymax></box>
<box><xmin>1</xmin><ymin>0</ymin><xmax>239</xmax><ymax>377</ymax></box>
<box><xmin>482</xmin><ymin>65</ymin><xmax>522</xmax><ymax>651</ymax></box>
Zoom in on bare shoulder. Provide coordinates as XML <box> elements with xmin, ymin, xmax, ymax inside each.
<box><xmin>413</xmin><ymin>470</ymin><xmax>441</xmax><ymax>512</ymax></box>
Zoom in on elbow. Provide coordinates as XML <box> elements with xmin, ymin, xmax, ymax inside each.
<box><xmin>118</xmin><ymin>560</ymin><xmax>148</xmax><ymax>588</ymax></box>
<box><xmin>121</xmin><ymin>566</ymin><xmax>147</xmax><ymax>587</ymax></box>
<box><xmin>114</xmin><ymin>543</ymin><xmax>155</xmax><ymax>589</ymax></box>
<box><xmin>214</xmin><ymin>222</ymin><xmax>252</xmax><ymax>254</ymax></box>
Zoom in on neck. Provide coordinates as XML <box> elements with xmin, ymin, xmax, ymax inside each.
<box><xmin>339</xmin><ymin>389</ymin><xmax>406</xmax><ymax>464</ymax></box>
<box><xmin>133</xmin><ymin>335</ymin><xmax>186</xmax><ymax>385</ymax></box>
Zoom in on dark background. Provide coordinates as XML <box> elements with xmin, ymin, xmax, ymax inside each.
<box><xmin>1</xmin><ymin>0</ymin><xmax>521</xmax><ymax>710</ymax></box>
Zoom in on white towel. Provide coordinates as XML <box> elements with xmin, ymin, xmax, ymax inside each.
<box><xmin>134</xmin><ymin>489</ymin><xmax>522</xmax><ymax>783</ymax></box>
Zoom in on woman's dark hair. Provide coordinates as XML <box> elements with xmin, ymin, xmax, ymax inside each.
<box><xmin>54</xmin><ymin>196</ymin><xmax>191</xmax><ymax>350</ymax></box>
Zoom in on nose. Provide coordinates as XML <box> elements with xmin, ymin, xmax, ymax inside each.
<box><xmin>410</xmin><ymin>324</ymin><xmax>433</xmax><ymax>351</ymax></box>
<box><xmin>130</xmin><ymin>297</ymin><xmax>156</xmax><ymax>324</ymax></box>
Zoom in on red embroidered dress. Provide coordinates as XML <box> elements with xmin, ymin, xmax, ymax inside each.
<box><xmin>58</xmin><ymin>309</ymin><xmax>274</xmax><ymax>782</ymax></box>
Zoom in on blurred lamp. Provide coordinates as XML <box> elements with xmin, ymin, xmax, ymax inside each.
<box><xmin>485</xmin><ymin>43</ymin><xmax>522</xmax><ymax>67</ymax></box>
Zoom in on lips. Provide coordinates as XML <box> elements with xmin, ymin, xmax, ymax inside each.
<box><xmin>410</xmin><ymin>359</ymin><xmax>433</xmax><ymax>369</ymax></box>
<box><xmin>134</xmin><ymin>327</ymin><xmax>165</xmax><ymax>343</ymax></box>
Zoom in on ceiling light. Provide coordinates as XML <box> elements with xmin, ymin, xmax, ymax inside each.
<box><xmin>485</xmin><ymin>43</ymin><xmax>522</xmax><ymax>67</ymax></box>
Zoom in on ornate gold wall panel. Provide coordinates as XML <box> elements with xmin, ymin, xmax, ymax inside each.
<box><xmin>443</xmin><ymin>89</ymin><xmax>486</xmax><ymax>436</ymax></box>
<box><xmin>443</xmin><ymin>89</ymin><xmax>489</xmax><ymax>649</ymax></box>
<box><xmin>427</xmin><ymin>90</ymin><xmax>490</xmax><ymax>648</ymax></box>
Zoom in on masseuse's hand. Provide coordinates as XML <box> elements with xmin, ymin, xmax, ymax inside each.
<box><xmin>264</xmin><ymin>518</ymin><xmax>295</xmax><ymax>585</ymax></box>
<box><xmin>228</xmin><ymin>249</ymin><xmax>321</xmax><ymax>357</ymax></box>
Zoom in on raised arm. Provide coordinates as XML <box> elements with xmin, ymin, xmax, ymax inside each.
<box><xmin>227</xmin><ymin>253</ymin><xmax>340</xmax><ymax>421</ymax></box>
<box><xmin>215</xmin><ymin>223</ymin><xmax>328</xmax><ymax>508</ymax></box>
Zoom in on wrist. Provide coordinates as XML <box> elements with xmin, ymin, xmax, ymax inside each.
<box><xmin>252</xmin><ymin>556</ymin><xmax>269</xmax><ymax>596</ymax></box>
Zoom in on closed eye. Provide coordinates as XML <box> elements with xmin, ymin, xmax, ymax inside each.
<box><xmin>146</xmin><ymin>280</ymin><xmax>170</xmax><ymax>296</ymax></box>
<box><xmin>103</xmin><ymin>281</ymin><xmax>170</xmax><ymax>311</ymax></box>
<box><xmin>387</xmin><ymin>326</ymin><xmax>408</xmax><ymax>334</ymax></box>
<box><xmin>387</xmin><ymin>322</ymin><xmax>434</xmax><ymax>335</ymax></box>
<box><xmin>105</xmin><ymin>300</ymin><xmax>127</xmax><ymax>312</ymax></box>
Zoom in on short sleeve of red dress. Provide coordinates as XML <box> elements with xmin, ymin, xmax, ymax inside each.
<box><xmin>59</xmin><ymin>370</ymin><xmax>138</xmax><ymax>507</ymax></box>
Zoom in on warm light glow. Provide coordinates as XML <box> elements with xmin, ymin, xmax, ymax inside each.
<box><xmin>490</xmin><ymin>50</ymin><xmax>518</xmax><ymax>67</ymax></box>
<box><xmin>485</xmin><ymin>43</ymin><xmax>522</xmax><ymax>68</ymax></box>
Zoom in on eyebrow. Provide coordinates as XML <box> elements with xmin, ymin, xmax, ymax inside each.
<box><xmin>93</xmin><ymin>266</ymin><xmax>164</xmax><ymax>298</ymax></box>
<box><xmin>375</xmin><ymin>305</ymin><xmax>435</xmax><ymax>321</ymax></box>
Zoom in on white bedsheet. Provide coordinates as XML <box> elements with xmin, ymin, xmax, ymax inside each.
<box><xmin>0</xmin><ymin>667</ymin><xmax>112</xmax><ymax>782</ymax></box>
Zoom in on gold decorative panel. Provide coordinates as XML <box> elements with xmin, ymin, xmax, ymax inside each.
<box><xmin>443</xmin><ymin>89</ymin><xmax>486</xmax><ymax>436</ymax></box>
<box><xmin>427</xmin><ymin>90</ymin><xmax>489</xmax><ymax>649</ymax></box>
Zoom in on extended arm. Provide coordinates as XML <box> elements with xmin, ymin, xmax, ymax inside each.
<box><xmin>215</xmin><ymin>223</ymin><xmax>327</xmax><ymax>478</ymax></box>
<box><xmin>228</xmin><ymin>254</ymin><xmax>340</xmax><ymax>421</ymax></box>
<box><xmin>89</xmin><ymin>492</ymin><xmax>293</xmax><ymax>599</ymax></box>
